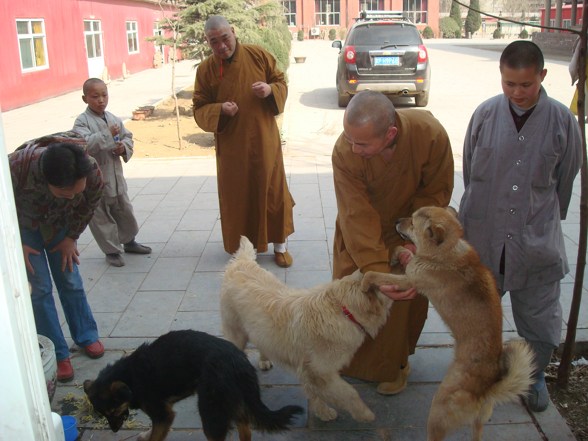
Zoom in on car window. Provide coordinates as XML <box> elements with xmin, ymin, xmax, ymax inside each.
<box><xmin>347</xmin><ymin>24</ymin><xmax>421</xmax><ymax>46</ymax></box>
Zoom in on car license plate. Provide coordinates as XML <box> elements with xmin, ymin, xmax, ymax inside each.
<box><xmin>374</xmin><ymin>56</ymin><xmax>400</xmax><ymax>66</ymax></box>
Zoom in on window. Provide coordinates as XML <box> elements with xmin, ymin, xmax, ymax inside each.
<box><xmin>16</xmin><ymin>19</ymin><xmax>48</xmax><ymax>71</ymax></box>
<box><xmin>282</xmin><ymin>0</ymin><xmax>297</xmax><ymax>26</ymax></box>
<box><xmin>314</xmin><ymin>0</ymin><xmax>340</xmax><ymax>25</ymax></box>
<box><xmin>84</xmin><ymin>20</ymin><xmax>103</xmax><ymax>59</ymax></box>
<box><xmin>126</xmin><ymin>21</ymin><xmax>139</xmax><ymax>53</ymax></box>
<box><xmin>359</xmin><ymin>0</ymin><xmax>384</xmax><ymax>11</ymax></box>
<box><xmin>403</xmin><ymin>0</ymin><xmax>428</xmax><ymax>24</ymax></box>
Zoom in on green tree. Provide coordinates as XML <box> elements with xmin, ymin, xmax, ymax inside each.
<box><xmin>422</xmin><ymin>26</ymin><xmax>434</xmax><ymax>39</ymax></box>
<box><xmin>449</xmin><ymin>0</ymin><xmax>462</xmax><ymax>36</ymax></box>
<box><xmin>176</xmin><ymin>0</ymin><xmax>291</xmax><ymax>72</ymax></box>
<box><xmin>464</xmin><ymin>0</ymin><xmax>482</xmax><ymax>38</ymax></box>
<box><xmin>439</xmin><ymin>16</ymin><xmax>460</xmax><ymax>38</ymax></box>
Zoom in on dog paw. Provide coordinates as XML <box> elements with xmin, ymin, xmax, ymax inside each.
<box><xmin>315</xmin><ymin>406</ymin><xmax>338</xmax><ymax>421</ymax></box>
<box><xmin>352</xmin><ymin>408</ymin><xmax>376</xmax><ymax>422</ymax></box>
<box><xmin>258</xmin><ymin>359</ymin><xmax>273</xmax><ymax>370</ymax></box>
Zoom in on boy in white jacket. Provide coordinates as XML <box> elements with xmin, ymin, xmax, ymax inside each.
<box><xmin>74</xmin><ymin>78</ymin><xmax>151</xmax><ymax>267</ymax></box>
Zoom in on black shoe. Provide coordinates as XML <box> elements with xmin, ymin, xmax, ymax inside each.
<box><xmin>124</xmin><ymin>240</ymin><xmax>152</xmax><ymax>254</ymax></box>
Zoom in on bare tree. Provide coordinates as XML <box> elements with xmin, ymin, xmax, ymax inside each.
<box><xmin>501</xmin><ymin>0</ymin><xmax>530</xmax><ymax>17</ymax></box>
<box><xmin>152</xmin><ymin>0</ymin><xmax>184</xmax><ymax>149</ymax></box>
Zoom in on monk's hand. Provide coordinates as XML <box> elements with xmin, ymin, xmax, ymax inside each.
<box><xmin>23</xmin><ymin>244</ymin><xmax>41</xmax><ymax>275</ymax></box>
<box><xmin>252</xmin><ymin>81</ymin><xmax>271</xmax><ymax>98</ymax></box>
<box><xmin>378</xmin><ymin>285</ymin><xmax>418</xmax><ymax>301</ymax></box>
<box><xmin>112</xmin><ymin>142</ymin><xmax>125</xmax><ymax>156</ymax></box>
<box><xmin>49</xmin><ymin>237</ymin><xmax>80</xmax><ymax>272</ymax></box>
<box><xmin>221</xmin><ymin>101</ymin><xmax>239</xmax><ymax>117</ymax></box>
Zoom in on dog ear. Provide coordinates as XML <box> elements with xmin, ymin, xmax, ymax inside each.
<box><xmin>110</xmin><ymin>381</ymin><xmax>133</xmax><ymax>404</ymax></box>
<box><xmin>83</xmin><ymin>380</ymin><xmax>93</xmax><ymax>393</ymax></box>
<box><xmin>427</xmin><ymin>223</ymin><xmax>446</xmax><ymax>245</ymax></box>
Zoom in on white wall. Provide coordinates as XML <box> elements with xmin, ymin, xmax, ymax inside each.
<box><xmin>0</xmin><ymin>111</ymin><xmax>58</xmax><ymax>441</ymax></box>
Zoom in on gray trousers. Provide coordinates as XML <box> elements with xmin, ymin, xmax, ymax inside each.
<box><xmin>502</xmin><ymin>280</ymin><xmax>562</xmax><ymax>380</ymax></box>
<box><xmin>89</xmin><ymin>192</ymin><xmax>139</xmax><ymax>255</ymax></box>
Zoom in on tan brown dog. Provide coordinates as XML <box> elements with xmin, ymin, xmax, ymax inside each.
<box><xmin>362</xmin><ymin>206</ymin><xmax>534</xmax><ymax>441</ymax></box>
<box><xmin>221</xmin><ymin>236</ymin><xmax>393</xmax><ymax>423</ymax></box>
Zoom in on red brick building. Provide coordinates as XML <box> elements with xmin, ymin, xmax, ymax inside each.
<box><xmin>282</xmin><ymin>0</ymin><xmax>439</xmax><ymax>39</ymax></box>
<box><xmin>0</xmin><ymin>0</ymin><xmax>178</xmax><ymax>111</ymax></box>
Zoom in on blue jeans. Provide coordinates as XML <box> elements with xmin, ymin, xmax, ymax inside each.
<box><xmin>21</xmin><ymin>227</ymin><xmax>99</xmax><ymax>361</ymax></box>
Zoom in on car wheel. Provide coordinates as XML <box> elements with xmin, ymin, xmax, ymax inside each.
<box><xmin>338</xmin><ymin>90</ymin><xmax>351</xmax><ymax>107</ymax></box>
<box><xmin>415</xmin><ymin>90</ymin><xmax>429</xmax><ymax>107</ymax></box>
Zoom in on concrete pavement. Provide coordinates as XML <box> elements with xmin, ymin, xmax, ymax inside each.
<box><xmin>2</xmin><ymin>39</ymin><xmax>583</xmax><ymax>440</ymax></box>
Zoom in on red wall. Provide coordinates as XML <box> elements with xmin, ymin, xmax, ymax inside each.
<box><xmin>290</xmin><ymin>0</ymin><xmax>439</xmax><ymax>39</ymax></box>
<box><xmin>0</xmin><ymin>0</ymin><xmax>177</xmax><ymax>111</ymax></box>
<box><xmin>540</xmin><ymin>4</ymin><xmax>584</xmax><ymax>29</ymax></box>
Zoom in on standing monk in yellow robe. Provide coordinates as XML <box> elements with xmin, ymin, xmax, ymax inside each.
<box><xmin>193</xmin><ymin>16</ymin><xmax>295</xmax><ymax>267</ymax></box>
<box><xmin>332</xmin><ymin>91</ymin><xmax>454</xmax><ymax>394</ymax></box>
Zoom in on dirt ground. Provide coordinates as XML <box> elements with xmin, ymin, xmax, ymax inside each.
<box><xmin>124</xmin><ymin>88</ymin><xmax>588</xmax><ymax>441</ymax></box>
<box><xmin>546</xmin><ymin>350</ymin><xmax>588</xmax><ymax>441</ymax></box>
<box><xmin>124</xmin><ymin>88</ymin><xmax>215</xmax><ymax>158</ymax></box>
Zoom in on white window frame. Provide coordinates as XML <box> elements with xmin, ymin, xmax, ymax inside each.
<box><xmin>16</xmin><ymin>19</ymin><xmax>49</xmax><ymax>72</ymax></box>
<box><xmin>84</xmin><ymin>20</ymin><xmax>103</xmax><ymax>59</ymax></box>
<box><xmin>359</xmin><ymin>0</ymin><xmax>384</xmax><ymax>11</ymax></box>
<box><xmin>282</xmin><ymin>0</ymin><xmax>297</xmax><ymax>26</ymax></box>
<box><xmin>126</xmin><ymin>21</ymin><xmax>139</xmax><ymax>54</ymax></box>
<box><xmin>314</xmin><ymin>0</ymin><xmax>341</xmax><ymax>26</ymax></box>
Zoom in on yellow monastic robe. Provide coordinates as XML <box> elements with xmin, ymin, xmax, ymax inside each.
<box><xmin>332</xmin><ymin>109</ymin><xmax>454</xmax><ymax>382</ymax></box>
<box><xmin>193</xmin><ymin>42</ymin><xmax>294</xmax><ymax>253</ymax></box>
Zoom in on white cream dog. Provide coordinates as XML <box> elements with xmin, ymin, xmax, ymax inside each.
<box><xmin>220</xmin><ymin>236</ymin><xmax>393</xmax><ymax>422</ymax></box>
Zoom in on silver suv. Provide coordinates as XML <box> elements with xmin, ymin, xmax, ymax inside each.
<box><xmin>332</xmin><ymin>11</ymin><xmax>431</xmax><ymax>107</ymax></box>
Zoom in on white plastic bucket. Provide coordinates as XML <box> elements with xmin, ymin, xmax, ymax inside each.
<box><xmin>38</xmin><ymin>334</ymin><xmax>57</xmax><ymax>403</ymax></box>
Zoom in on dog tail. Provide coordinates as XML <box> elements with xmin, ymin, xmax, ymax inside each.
<box><xmin>487</xmin><ymin>340</ymin><xmax>535</xmax><ymax>404</ymax></box>
<box><xmin>233</xmin><ymin>236</ymin><xmax>257</xmax><ymax>262</ymax></box>
<box><xmin>238</xmin><ymin>364</ymin><xmax>303</xmax><ymax>432</ymax></box>
<box><xmin>249</xmin><ymin>402</ymin><xmax>304</xmax><ymax>432</ymax></box>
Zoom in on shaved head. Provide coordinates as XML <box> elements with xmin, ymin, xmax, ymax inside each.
<box><xmin>83</xmin><ymin>78</ymin><xmax>106</xmax><ymax>95</ymax></box>
<box><xmin>204</xmin><ymin>15</ymin><xmax>231</xmax><ymax>33</ymax></box>
<box><xmin>345</xmin><ymin>91</ymin><xmax>396</xmax><ymax>136</ymax></box>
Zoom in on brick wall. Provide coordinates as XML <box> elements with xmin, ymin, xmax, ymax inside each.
<box><xmin>532</xmin><ymin>32</ymin><xmax>578</xmax><ymax>60</ymax></box>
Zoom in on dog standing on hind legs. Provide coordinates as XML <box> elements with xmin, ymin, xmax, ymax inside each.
<box><xmin>83</xmin><ymin>330</ymin><xmax>302</xmax><ymax>441</ymax></box>
<box><xmin>362</xmin><ymin>206</ymin><xmax>535</xmax><ymax>441</ymax></box>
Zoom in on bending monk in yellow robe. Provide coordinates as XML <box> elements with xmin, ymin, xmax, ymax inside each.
<box><xmin>193</xmin><ymin>16</ymin><xmax>295</xmax><ymax>267</ymax></box>
<box><xmin>332</xmin><ymin>91</ymin><xmax>454</xmax><ymax>393</ymax></box>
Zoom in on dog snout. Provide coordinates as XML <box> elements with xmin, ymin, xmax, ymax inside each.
<box><xmin>107</xmin><ymin>410</ymin><xmax>129</xmax><ymax>432</ymax></box>
<box><xmin>395</xmin><ymin>223</ymin><xmax>410</xmax><ymax>241</ymax></box>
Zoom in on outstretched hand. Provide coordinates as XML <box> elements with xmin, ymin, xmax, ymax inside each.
<box><xmin>379</xmin><ymin>244</ymin><xmax>418</xmax><ymax>300</ymax></box>
<box><xmin>378</xmin><ymin>286</ymin><xmax>418</xmax><ymax>300</ymax></box>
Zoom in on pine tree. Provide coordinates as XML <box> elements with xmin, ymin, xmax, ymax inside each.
<box><xmin>464</xmin><ymin>0</ymin><xmax>482</xmax><ymax>38</ymax></box>
<box><xmin>449</xmin><ymin>0</ymin><xmax>462</xmax><ymax>37</ymax></box>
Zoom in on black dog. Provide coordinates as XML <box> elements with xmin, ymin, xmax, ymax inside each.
<box><xmin>84</xmin><ymin>330</ymin><xmax>303</xmax><ymax>441</ymax></box>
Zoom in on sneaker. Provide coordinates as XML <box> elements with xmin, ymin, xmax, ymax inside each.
<box><xmin>124</xmin><ymin>240</ymin><xmax>152</xmax><ymax>254</ymax></box>
<box><xmin>526</xmin><ymin>377</ymin><xmax>549</xmax><ymax>412</ymax></box>
<box><xmin>84</xmin><ymin>340</ymin><xmax>105</xmax><ymax>359</ymax></box>
<box><xmin>57</xmin><ymin>358</ymin><xmax>74</xmax><ymax>382</ymax></box>
<box><xmin>106</xmin><ymin>253</ymin><xmax>125</xmax><ymax>267</ymax></box>
<box><xmin>274</xmin><ymin>251</ymin><xmax>293</xmax><ymax>268</ymax></box>
<box><xmin>377</xmin><ymin>362</ymin><xmax>411</xmax><ymax>395</ymax></box>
